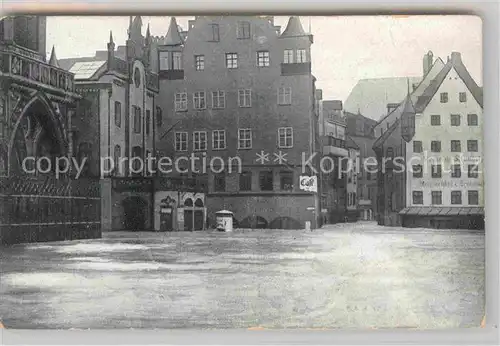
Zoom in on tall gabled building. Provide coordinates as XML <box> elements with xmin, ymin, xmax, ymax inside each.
<box><xmin>374</xmin><ymin>52</ymin><xmax>484</xmax><ymax>229</ymax></box>
<box><xmin>153</xmin><ymin>16</ymin><xmax>321</xmax><ymax>229</ymax></box>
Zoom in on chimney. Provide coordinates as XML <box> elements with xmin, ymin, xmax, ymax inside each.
<box><xmin>451</xmin><ymin>52</ymin><xmax>462</xmax><ymax>63</ymax></box>
<box><xmin>423</xmin><ymin>50</ymin><xmax>433</xmax><ymax>76</ymax></box>
<box><xmin>387</xmin><ymin>103</ymin><xmax>399</xmax><ymax>114</ymax></box>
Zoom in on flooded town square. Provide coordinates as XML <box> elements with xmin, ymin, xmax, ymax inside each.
<box><xmin>0</xmin><ymin>223</ymin><xmax>484</xmax><ymax>329</ymax></box>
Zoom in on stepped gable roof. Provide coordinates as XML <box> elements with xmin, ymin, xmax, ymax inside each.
<box><xmin>414</xmin><ymin>52</ymin><xmax>483</xmax><ymax>112</ymax></box>
<box><xmin>164</xmin><ymin>17</ymin><xmax>184</xmax><ymax>46</ymax></box>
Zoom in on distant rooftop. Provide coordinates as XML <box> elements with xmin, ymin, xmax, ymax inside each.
<box><xmin>69</xmin><ymin>61</ymin><xmax>106</xmax><ymax>79</ymax></box>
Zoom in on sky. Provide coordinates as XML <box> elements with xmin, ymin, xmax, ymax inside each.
<box><xmin>46</xmin><ymin>15</ymin><xmax>482</xmax><ymax>101</ymax></box>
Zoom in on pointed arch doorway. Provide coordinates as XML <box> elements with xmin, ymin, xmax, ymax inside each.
<box><xmin>8</xmin><ymin>94</ymin><xmax>66</xmax><ymax>175</ymax></box>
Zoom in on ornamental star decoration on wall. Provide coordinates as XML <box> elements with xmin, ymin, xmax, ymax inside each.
<box><xmin>255</xmin><ymin>151</ymin><xmax>288</xmax><ymax>165</ymax></box>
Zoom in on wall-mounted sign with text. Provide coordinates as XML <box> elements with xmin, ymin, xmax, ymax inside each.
<box><xmin>299</xmin><ymin>175</ymin><xmax>318</xmax><ymax>192</ymax></box>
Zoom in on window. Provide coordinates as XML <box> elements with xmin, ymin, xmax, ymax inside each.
<box><xmin>113</xmin><ymin>101</ymin><xmax>122</xmax><ymax>127</ymax></box>
<box><xmin>226</xmin><ymin>53</ymin><xmax>238</xmax><ymax>69</ymax></box>
<box><xmin>278</xmin><ymin>127</ymin><xmax>293</xmax><ymax>148</ymax></box>
<box><xmin>156</xmin><ymin>106</ymin><xmax>163</xmax><ymax>128</ymax></box>
<box><xmin>431</xmin><ymin>164</ymin><xmax>442</xmax><ymax>178</ymax></box>
<box><xmin>451</xmin><ymin>164</ymin><xmax>462</xmax><ymax>178</ymax></box>
<box><xmin>386</xmin><ymin>147</ymin><xmax>394</xmax><ymax>158</ymax></box>
<box><xmin>238</xmin><ymin>128</ymin><xmax>252</xmax><ymax>149</ymax></box>
<box><xmin>211</xmin><ymin>91</ymin><xmax>225</xmax><ymax>109</ymax></box>
<box><xmin>277</xmin><ymin>171</ymin><xmax>292</xmax><ymax>191</ymax></box>
<box><xmin>440</xmin><ymin>92</ymin><xmax>448</xmax><ymax>103</ymax></box>
<box><xmin>133</xmin><ymin>106</ymin><xmax>141</xmax><ymax>133</ymax></box>
<box><xmin>195</xmin><ymin>55</ymin><xmax>204</xmax><ymax>71</ymax></box>
<box><xmin>431</xmin><ymin>191</ymin><xmax>442</xmax><ymax>205</ymax></box>
<box><xmin>451</xmin><ymin>140</ymin><xmax>461</xmax><ymax>152</ymax></box>
<box><xmin>259</xmin><ymin>170</ymin><xmax>274</xmax><ymax>191</ymax></box>
<box><xmin>284</xmin><ymin>49</ymin><xmax>294</xmax><ymax>64</ymax></box>
<box><xmin>468</xmin><ymin>113</ymin><xmax>478</xmax><ymax>126</ymax></box>
<box><xmin>431</xmin><ymin>114</ymin><xmax>441</xmax><ymax>126</ymax></box>
<box><xmin>159</xmin><ymin>52</ymin><xmax>170</xmax><ymax>70</ymax></box>
<box><xmin>175</xmin><ymin>132</ymin><xmax>188</xmax><ymax>151</ymax></box>
<box><xmin>257</xmin><ymin>51</ymin><xmax>270</xmax><ymax>67</ymax></box>
<box><xmin>212</xmin><ymin>130</ymin><xmax>226</xmax><ymax>150</ymax></box>
<box><xmin>278</xmin><ymin>87</ymin><xmax>292</xmax><ymax>105</ymax></box>
<box><xmin>175</xmin><ymin>92</ymin><xmax>187</xmax><ymax>111</ymax></box>
<box><xmin>467</xmin><ymin>140</ymin><xmax>478</xmax><ymax>152</ymax></box>
<box><xmin>450</xmin><ymin>114</ymin><xmax>461</xmax><ymax>126</ymax></box>
<box><xmin>413</xmin><ymin>140</ymin><xmax>423</xmax><ymax>153</ymax></box>
<box><xmin>468</xmin><ymin>190</ymin><xmax>479</xmax><ymax>205</ymax></box>
<box><xmin>193</xmin><ymin>91</ymin><xmax>206</xmax><ymax>110</ymax></box>
<box><xmin>172</xmin><ymin>52</ymin><xmax>183</xmax><ymax>70</ymax></box>
<box><xmin>296</xmin><ymin>49</ymin><xmax>307</xmax><ymax>63</ymax></box>
<box><xmin>145</xmin><ymin>110</ymin><xmax>151</xmax><ymax>136</ymax></box>
<box><xmin>193</xmin><ymin>131</ymin><xmax>207</xmax><ymax>151</ymax></box>
<box><xmin>239</xmin><ymin>171</ymin><xmax>252</xmax><ymax>191</ymax></box>
<box><xmin>209</xmin><ymin>24</ymin><xmax>220</xmax><ymax>42</ymax></box>
<box><xmin>412</xmin><ymin>191</ymin><xmax>423</xmax><ymax>205</ymax></box>
<box><xmin>113</xmin><ymin>145</ymin><xmax>121</xmax><ymax>175</ymax></box>
<box><xmin>451</xmin><ymin>191</ymin><xmax>462</xmax><ymax>205</ymax></box>
<box><xmin>131</xmin><ymin>146</ymin><xmax>142</xmax><ymax>175</ymax></box>
<box><xmin>237</xmin><ymin>21</ymin><xmax>251</xmax><ymax>39</ymax></box>
<box><xmin>431</xmin><ymin>140</ymin><xmax>441</xmax><ymax>153</ymax></box>
<box><xmin>459</xmin><ymin>92</ymin><xmax>467</xmax><ymax>102</ymax></box>
<box><xmin>412</xmin><ymin>165</ymin><xmax>423</xmax><ymax>178</ymax></box>
<box><xmin>238</xmin><ymin>89</ymin><xmax>252</xmax><ymax>107</ymax></box>
<box><xmin>214</xmin><ymin>173</ymin><xmax>225</xmax><ymax>192</ymax></box>
<box><xmin>468</xmin><ymin>164</ymin><xmax>479</xmax><ymax>178</ymax></box>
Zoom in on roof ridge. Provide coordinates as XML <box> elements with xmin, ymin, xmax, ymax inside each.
<box><xmin>373</xmin><ymin>117</ymin><xmax>401</xmax><ymax>149</ymax></box>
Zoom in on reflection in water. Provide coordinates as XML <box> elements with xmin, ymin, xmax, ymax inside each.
<box><xmin>0</xmin><ymin>223</ymin><xmax>484</xmax><ymax>329</ymax></box>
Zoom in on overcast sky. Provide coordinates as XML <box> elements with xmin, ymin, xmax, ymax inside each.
<box><xmin>46</xmin><ymin>15</ymin><xmax>482</xmax><ymax>101</ymax></box>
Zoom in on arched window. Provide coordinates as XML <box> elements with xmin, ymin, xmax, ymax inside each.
<box><xmin>194</xmin><ymin>198</ymin><xmax>204</xmax><ymax>207</ymax></box>
<box><xmin>156</xmin><ymin>106</ymin><xmax>163</xmax><ymax>128</ymax></box>
<box><xmin>184</xmin><ymin>198</ymin><xmax>193</xmax><ymax>207</ymax></box>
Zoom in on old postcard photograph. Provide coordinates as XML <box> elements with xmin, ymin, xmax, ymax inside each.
<box><xmin>0</xmin><ymin>15</ymin><xmax>484</xmax><ymax>329</ymax></box>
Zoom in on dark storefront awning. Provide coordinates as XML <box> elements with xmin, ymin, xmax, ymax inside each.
<box><xmin>399</xmin><ymin>207</ymin><xmax>484</xmax><ymax>216</ymax></box>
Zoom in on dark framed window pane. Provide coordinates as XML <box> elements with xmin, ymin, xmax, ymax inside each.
<box><xmin>239</xmin><ymin>171</ymin><xmax>252</xmax><ymax>191</ymax></box>
<box><xmin>214</xmin><ymin>173</ymin><xmax>225</xmax><ymax>192</ymax></box>
<box><xmin>412</xmin><ymin>191</ymin><xmax>423</xmax><ymax>205</ymax></box>
<box><xmin>259</xmin><ymin>170</ymin><xmax>274</xmax><ymax>191</ymax></box>
<box><xmin>451</xmin><ymin>191</ymin><xmax>462</xmax><ymax>205</ymax></box>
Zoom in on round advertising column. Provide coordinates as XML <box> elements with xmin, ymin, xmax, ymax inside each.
<box><xmin>215</xmin><ymin>210</ymin><xmax>233</xmax><ymax>232</ymax></box>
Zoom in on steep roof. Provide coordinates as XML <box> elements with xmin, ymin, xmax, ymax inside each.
<box><xmin>373</xmin><ymin>58</ymin><xmax>445</xmax><ymax>130</ymax></box>
<box><xmin>48</xmin><ymin>46</ymin><xmax>59</xmax><ymax>68</ymax></box>
<box><xmin>345</xmin><ymin>135</ymin><xmax>360</xmax><ymax>150</ymax></box>
<box><xmin>373</xmin><ymin>118</ymin><xmax>400</xmax><ymax>150</ymax></box>
<box><xmin>344</xmin><ymin>76</ymin><xmax>421</xmax><ymax>121</ymax></box>
<box><xmin>414</xmin><ymin>52</ymin><xmax>483</xmax><ymax>112</ymax></box>
<box><xmin>164</xmin><ymin>17</ymin><xmax>184</xmax><ymax>46</ymax></box>
<box><xmin>350</xmin><ymin>135</ymin><xmax>377</xmax><ymax>160</ymax></box>
<box><xmin>280</xmin><ymin>16</ymin><xmax>307</xmax><ymax>37</ymax></box>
